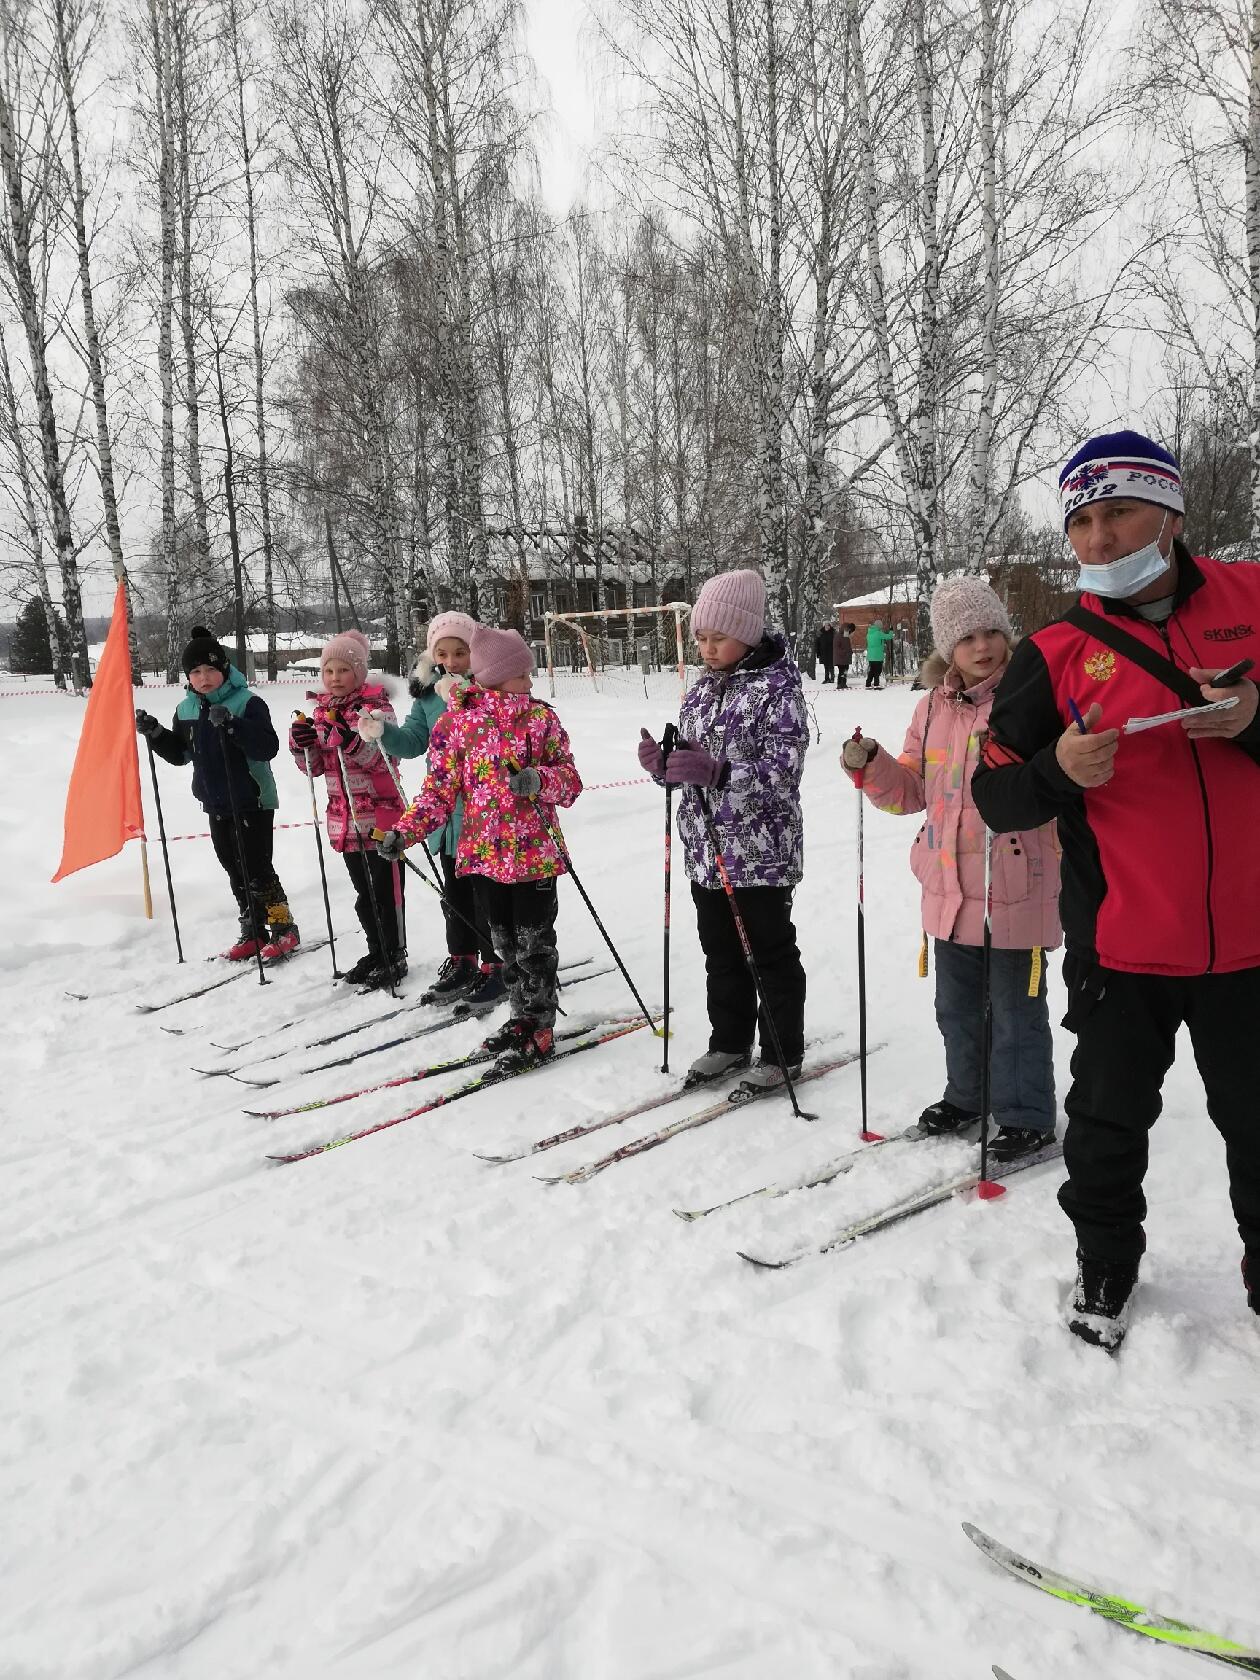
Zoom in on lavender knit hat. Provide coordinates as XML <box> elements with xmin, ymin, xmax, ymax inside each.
<box><xmin>321</xmin><ymin>627</ymin><xmax>371</xmax><ymax>682</ymax></box>
<box><xmin>691</xmin><ymin>568</ymin><xmax>766</xmax><ymax>646</ymax></box>
<box><xmin>929</xmin><ymin>576</ymin><xmax>1012</xmax><ymax>662</ymax></box>
<box><xmin>470</xmin><ymin>624</ymin><xmax>534</xmax><ymax>689</ymax></box>
<box><xmin>425</xmin><ymin>611</ymin><xmax>478</xmax><ymax>655</ymax></box>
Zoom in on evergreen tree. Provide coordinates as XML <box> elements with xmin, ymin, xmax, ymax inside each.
<box><xmin>9</xmin><ymin>597</ymin><xmax>67</xmax><ymax>674</ymax></box>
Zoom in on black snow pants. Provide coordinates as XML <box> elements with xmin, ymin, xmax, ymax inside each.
<box><xmin>1060</xmin><ymin>955</ymin><xmax>1260</xmax><ymax>1267</ymax></box>
<box><xmin>342</xmin><ymin>847</ymin><xmax>406</xmax><ymax>960</ymax></box>
<box><xmin>208</xmin><ymin>809</ymin><xmax>291</xmax><ymax>934</ymax></box>
<box><xmin>691</xmin><ymin>882</ymin><xmax>806</xmax><ymax>1068</ymax></box>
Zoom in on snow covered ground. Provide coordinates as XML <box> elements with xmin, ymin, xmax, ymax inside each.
<box><xmin>4</xmin><ymin>670</ymin><xmax>1257</xmax><ymax>1680</ymax></box>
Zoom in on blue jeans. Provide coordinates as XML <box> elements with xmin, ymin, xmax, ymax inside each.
<box><xmin>933</xmin><ymin>939</ymin><xmax>1055</xmax><ymax>1132</ymax></box>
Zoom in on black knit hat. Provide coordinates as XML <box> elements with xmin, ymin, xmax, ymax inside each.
<box><xmin>181</xmin><ymin>625</ymin><xmax>231</xmax><ymax>678</ymax></box>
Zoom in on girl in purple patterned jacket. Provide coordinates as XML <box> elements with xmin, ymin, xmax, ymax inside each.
<box><xmin>638</xmin><ymin>569</ymin><xmax>808</xmax><ymax>1092</ymax></box>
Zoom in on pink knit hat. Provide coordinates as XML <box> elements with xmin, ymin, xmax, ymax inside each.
<box><xmin>691</xmin><ymin>568</ymin><xmax>766</xmax><ymax>646</ymax></box>
<box><xmin>425</xmin><ymin>611</ymin><xmax>478</xmax><ymax>656</ymax></box>
<box><xmin>321</xmin><ymin>627</ymin><xmax>371</xmax><ymax>682</ymax></box>
<box><xmin>470</xmin><ymin>624</ymin><xmax>534</xmax><ymax>689</ymax></box>
<box><xmin>929</xmin><ymin>575</ymin><xmax>1012</xmax><ymax>662</ymax></box>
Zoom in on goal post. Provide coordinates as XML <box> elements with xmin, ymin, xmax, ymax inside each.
<box><xmin>543</xmin><ymin>603</ymin><xmax>693</xmax><ymax>700</ymax></box>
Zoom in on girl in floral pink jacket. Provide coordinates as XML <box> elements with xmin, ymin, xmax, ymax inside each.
<box><xmin>379</xmin><ymin>626</ymin><xmax>581</xmax><ymax>1070</ymax></box>
<box><xmin>288</xmin><ymin>629</ymin><xmax>406</xmax><ymax>988</ymax></box>
<box><xmin>842</xmin><ymin>577</ymin><xmax>1061</xmax><ymax>1159</ymax></box>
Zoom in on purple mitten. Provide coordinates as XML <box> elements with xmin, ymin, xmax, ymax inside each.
<box><xmin>637</xmin><ymin>729</ymin><xmax>664</xmax><ymax>775</ymax></box>
<box><xmin>664</xmin><ymin>744</ymin><xmax>726</xmax><ymax>788</ymax></box>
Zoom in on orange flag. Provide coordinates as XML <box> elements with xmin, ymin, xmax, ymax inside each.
<box><xmin>52</xmin><ymin>580</ymin><xmax>145</xmax><ymax>882</ymax></box>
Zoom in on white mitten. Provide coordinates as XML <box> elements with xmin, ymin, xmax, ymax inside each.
<box><xmin>434</xmin><ymin>672</ymin><xmax>460</xmax><ymax>702</ymax></box>
<box><xmin>357</xmin><ymin>709</ymin><xmax>386</xmax><ymax>742</ymax></box>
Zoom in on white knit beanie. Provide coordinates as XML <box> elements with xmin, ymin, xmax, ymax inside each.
<box><xmin>929</xmin><ymin>576</ymin><xmax>1012</xmax><ymax>662</ymax></box>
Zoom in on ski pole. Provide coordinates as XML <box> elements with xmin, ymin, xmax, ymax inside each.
<box><xmin>293</xmin><ymin>712</ymin><xmax>340</xmax><ymax>977</ymax></box>
<box><xmin>660</xmin><ymin>722</ymin><xmax>678</xmax><ymax>1073</ymax></box>
<box><xmin>977</xmin><ymin>825</ymin><xmax>1005</xmax><ymax>1199</ymax></box>
<box><xmin>143</xmin><ymin>738</ymin><xmax>185</xmax><ymax>963</ymax></box>
<box><xmin>329</xmin><ymin>721</ymin><xmax>399</xmax><ymax>999</ymax></box>
<box><xmin>695</xmin><ymin>790</ymin><xmax>815</xmax><ymax>1120</ymax></box>
<box><xmin>850</xmin><ymin>728</ymin><xmax>882</xmax><ymax>1142</ymax></box>
<box><xmin>215</xmin><ymin>715</ymin><xmax>268</xmax><ymax>986</ymax></box>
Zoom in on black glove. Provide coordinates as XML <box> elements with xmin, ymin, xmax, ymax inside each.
<box><xmin>376</xmin><ymin>828</ymin><xmax>406</xmax><ymax>862</ymax></box>
<box><xmin>290</xmin><ymin>717</ymin><xmax>317</xmax><ymax>751</ymax></box>
<box><xmin>208</xmin><ymin>704</ymin><xmax>231</xmax><ymax>730</ymax></box>
<box><xmin>508</xmin><ymin>767</ymin><xmax>541</xmax><ymax>798</ymax></box>
<box><xmin>135</xmin><ymin>710</ymin><xmax>161</xmax><ymax>740</ymax></box>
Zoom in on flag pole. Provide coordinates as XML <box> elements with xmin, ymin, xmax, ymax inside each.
<box><xmin>140</xmin><ymin>836</ymin><xmax>154</xmax><ymax>919</ymax></box>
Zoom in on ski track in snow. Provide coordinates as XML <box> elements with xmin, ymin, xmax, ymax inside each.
<box><xmin>3</xmin><ymin>672</ymin><xmax>1256</xmax><ymax>1679</ymax></box>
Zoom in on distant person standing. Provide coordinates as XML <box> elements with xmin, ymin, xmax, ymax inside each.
<box><xmin>814</xmin><ymin>621</ymin><xmax>836</xmax><ymax>684</ymax></box>
<box><xmin>865</xmin><ymin>619</ymin><xmax>895</xmax><ymax>688</ymax></box>
<box><xmin>834</xmin><ymin>623</ymin><xmax>855</xmax><ymax>689</ymax></box>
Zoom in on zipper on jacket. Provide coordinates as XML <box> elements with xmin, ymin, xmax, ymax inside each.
<box><xmin>1160</xmin><ymin>622</ymin><xmax>1216</xmax><ymax>971</ymax></box>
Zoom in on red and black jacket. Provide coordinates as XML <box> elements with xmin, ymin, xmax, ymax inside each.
<box><xmin>972</xmin><ymin>549</ymin><xmax>1260</xmax><ymax>976</ymax></box>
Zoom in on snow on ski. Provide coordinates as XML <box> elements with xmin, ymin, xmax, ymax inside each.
<box><xmin>964</xmin><ymin>1523</ymin><xmax>1260</xmax><ymax>1672</ymax></box>
<box><xmin>672</xmin><ymin>1124</ymin><xmax>927</xmax><ymax>1222</ymax></box>
<box><xmin>227</xmin><ymin>965</ymin><xmax>613</xmax><ymax>1090</ymax></box>
<box><xmin>134</xmin><ymin>937</ymin><xmax>330</xmax><ymax>1013</ymax></box>
<box><xmin>268</xmin><ymin>1017</ymin><xmax>652</xmax><ymax>1164</ymax></box>
<box><xmin>737</xmin><ymin>1140</ymin><xmax>1064</xmax><ymax>1269</ymax></box>
<box><xmin>538</xmin><ymin>1049</ymin><xmax>865</xmax><ymax>1186</ymax></box>
<box><xmin>471</xmin><ymin>1071</ymin><xmax>749</xmax><ymax>1165</ymax></box>
<box><xmin>245</xmin><ymin>1012</ymin><xmax>648</xmax><ymax>1119</ymax></box>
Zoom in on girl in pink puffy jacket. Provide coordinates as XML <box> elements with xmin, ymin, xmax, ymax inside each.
<box><xmin>842</xmin><ymin>576</ymin><xmax>1061</xmax><ymax>1161</ymax></box>
<box><xmin>288</xmin><ymin>629</ymin><xmax>406</xmax><ymax>988</ymax></box>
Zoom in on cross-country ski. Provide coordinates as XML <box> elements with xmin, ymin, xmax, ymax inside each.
<box><xmin>965</xmin><ymin>1524</ymin><xmax>1260</xmax><ymax>1671</ymax></box>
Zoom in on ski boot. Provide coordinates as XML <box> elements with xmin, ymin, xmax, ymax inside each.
<box><xmin>914</xmin><ymin>1098</ymin><xmax>979</xmax><ymax>1137</ymax></box>
<box><xmin>422</xmin><ymin>955</ymin><xmax>479</xmax><ymax>1004</ymax></box>
<box><xmin>224</xmin><ymin>913</ymin><xmax>263</xmax><ymax>961</ymax></box>
<box><xmin>481</xmin><ymin>1016</ymin><xmax>531</xmax><ymax>1056</ymax></box>
<box><xmin>454</xmin><ymin>963</ymin><xmax>507</xmax><ymax>1016</ymax></box>
<box><xmin>260</xmin><ymin>917</ymin><xmax>301</xmax><ymax>962</ymax></box>
<box><xmin>733</xmin><ymin>1059</ymin><xmax>803</xmax><ymax>1098</ymax></box>
<box><xmin>1066</xmin><ymin>1252</ymin><xmax>1140</xmax><ymax>1352</ymax></box>
<box><xmin>340</xmin><ymin>952</ymin><xmax>379</xmax><ymax>986</ymax></box>
<box><xmin>683</xmin><ymin>1048</ymin><xmax>751</xmax><ymax>1090</ymax></box>
<box><xmin>491</xmin><ymin>1022</ymin><xmax>555</xmax><ymax>1075</ymax></box>
<box><xmin>989</xmin><ymin>1124</ymin><xmax>1054</xmax><ymax>1163</ymax></box>
<box><xmin>361</xmin><ymin>953</ymin><xmax>408</xmax><ymax>991</ymax></box>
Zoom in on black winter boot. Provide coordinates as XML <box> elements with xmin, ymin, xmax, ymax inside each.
<box><xmin>915</xmin><ymin>1098</ymin><xmax>979</xmax><ymax>1136</ymax></box>
<box><xmin>989</xmin><ymin>1125</ymin><xmax>1055</xmax><ymax>1163</ymax></box>
<box><xmin>1066</xmin><ymin>1252</ymin><xmax>1140</xmax><ymax>1352</ymax></box>
<box><xmin>1244</xmin><ymin>1255</ymin><xmax>1260</xmax><ymax>1316</ymax></box>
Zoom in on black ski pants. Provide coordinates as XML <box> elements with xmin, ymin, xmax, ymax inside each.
<box><xmin>819</xmin><ymin>657</ymin><xmax>835</xmax><ymax>683</ymax></box>
<box><xmin>342</xmin><ymin>847</ymin><xmax>406</xmax><ymax>959</ymax></box>
<box><xmin>476</xmin><ymin>877</ymin><xmax>560</xmax><ymax>1027</ymax></box>
<box><xmin>1060</xmin><ymin>956</ymin><xmax>1260</xmax><ymax>1266</ymax></box>
<box><xmin>692</xmin><ymin>882</ymin><xmax>806</xmax><ymax>1068</ymax></box>
<box><xmin>440</xmin><ymin>852</ymin><xmax>497</xmax><ymax>964</ymax></box>
<box><xmin>865</xmin><ymin>661</ymin><xmax>884</xmax><ymax>688</ymax></box>
<box><xmin>208</xmin><ymin>808</ymin><xmax>290</xmax><ymax>932</ymax></box>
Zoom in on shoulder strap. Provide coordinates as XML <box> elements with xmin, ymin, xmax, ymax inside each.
<box><xmin>1063</xmin><ymin>603</ymin><xmax>1205</xmax><ymax>708</ymax></box>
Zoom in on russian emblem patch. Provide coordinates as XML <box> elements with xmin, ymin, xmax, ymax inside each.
<box><xmin>1084</xmin><ymin>648</ymin><xmax>1116</xmax><ymax>683</ymax></box>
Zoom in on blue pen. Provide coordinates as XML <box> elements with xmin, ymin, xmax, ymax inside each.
<box><xmin>1067</xmin><ymin>696</ymin><xmax>1088</xmax><ymax>735</ymax></box>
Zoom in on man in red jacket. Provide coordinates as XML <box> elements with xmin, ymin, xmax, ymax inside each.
<box><xmin>973</xmin><ymin>429</ymin><xmax>1260</xmax><ymax>1349</ymax></box>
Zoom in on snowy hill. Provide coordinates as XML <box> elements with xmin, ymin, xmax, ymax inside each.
<box><xmin>3</xmin><ymin>672</ymin><xmax>1256</xmax><ymax>1679</ymax></box>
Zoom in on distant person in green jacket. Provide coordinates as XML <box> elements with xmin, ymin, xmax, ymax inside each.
<box><xmin>356</xmin><ymin>611</ymin><xmax>505</xmax><ymax>1010</ymax></box>
<box><xmin>865</xmin><ymin>619</ymin><xmax>896</xmax><ymax>689</ymax></box>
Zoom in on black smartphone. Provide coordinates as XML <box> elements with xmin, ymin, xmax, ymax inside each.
<box><xmin>1213</xmin><ymin>656</ymin><xmax>1255</xmax><ymax>686</ymax></box>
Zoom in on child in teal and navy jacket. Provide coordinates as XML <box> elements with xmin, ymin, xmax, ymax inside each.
<box><xmin>356</xmin><ymin>610</ymin><xmax>505</xmax><ymax>1009</ymax></box>
<box><xmin>136</xmin><ymin>625</ymin><xmax>299</xmax><ymax>961</ymax></box>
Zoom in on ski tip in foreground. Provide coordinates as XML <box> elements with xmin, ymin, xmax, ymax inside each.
<box><xmin>736</xmin><ymin>1248</ymin><xmax>789</xmax><ymax>1270</ymax></box>
<box><xmin>992</xmin><ymin>1667</ymin><xmax>1018</xmax><ymax>1680</ymax></box>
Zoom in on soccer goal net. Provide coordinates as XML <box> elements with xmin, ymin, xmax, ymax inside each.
<box><xmin>543</xmin><ymin>604</ymin><xmax>693</xmax><ymax>703</ymax></box>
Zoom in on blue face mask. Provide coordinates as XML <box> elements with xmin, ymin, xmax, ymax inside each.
<box><xmin>1077</xmin><ymin>514</ymin><xmax>1171</xmax><ymax>599</ymax></box>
